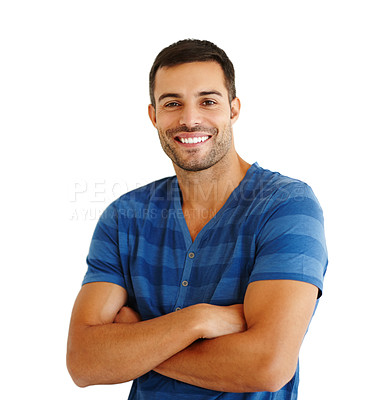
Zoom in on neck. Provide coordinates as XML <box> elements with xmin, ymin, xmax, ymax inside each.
<box><xmin>174</xmin><ymin>150</ymin><xmax>251</xmax><ymax>212</ymax></box>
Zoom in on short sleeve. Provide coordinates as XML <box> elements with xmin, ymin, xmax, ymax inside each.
<box><xmin>82</xmin><ymin>201</ymin><xmax>126</xmax><ymax>289</ymax></box>
<box><xmin>249</xmin><ymin>183</ymin><xmax>328</xmax><ymax>297</ymax></box>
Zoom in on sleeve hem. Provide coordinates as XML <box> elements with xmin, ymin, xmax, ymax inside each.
<box><xmin>82</xmin><ymin>274</ymin><xmax>126</xmax><ymax>290</ymax></box>
<box><xmin>249</xmin><ymin>272</ymin><xmax>323</xmax><ymax>298</ymax></box>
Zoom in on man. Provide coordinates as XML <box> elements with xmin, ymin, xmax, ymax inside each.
<box><xmin>67</xmin><ymin>39</ymin><xmax>327</xmax><ymax>399</ymax></box>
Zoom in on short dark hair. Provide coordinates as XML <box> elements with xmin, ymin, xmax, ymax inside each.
<box><xmin>149</xmin><ymin>39</ymin><xmax>236</xmax><ymax>107</ymax></box>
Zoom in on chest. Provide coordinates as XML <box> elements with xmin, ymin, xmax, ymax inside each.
<box><xmin>182</xmin><ymin>205</ymin><xmax>224</xmax><ymax>242</ymax></box>
<box><xmin>183</xmin><ymin>214</ymin><xmax>211</xmax><ymax>242</ymax></box>
<box><xmin>120</xmin><ymin>212</ymin><xmax>257</xmax><ymax>320</ymax></box>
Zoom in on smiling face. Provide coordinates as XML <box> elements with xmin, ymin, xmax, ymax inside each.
<box><xmin>148</xmin><ymin>61</ymin><xmax>240</xmax><ymax>172</ymax></box>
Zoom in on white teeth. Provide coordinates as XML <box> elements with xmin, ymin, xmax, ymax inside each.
<box><xmin>179</xmin><ymin>136</ymin><xmax>209</xmax><ymax>144</ymax></box>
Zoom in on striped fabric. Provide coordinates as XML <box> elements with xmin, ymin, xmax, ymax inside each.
<box><xmin>83</xmin><ymin>162</ymin><xmax>328</xmax><ymax>399</ymax></box>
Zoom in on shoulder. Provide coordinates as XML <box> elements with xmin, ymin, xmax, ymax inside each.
<box><xmin>248</xmin><ymin>164</ymin><xmax>328</xmax><ymax>295</ymax></box>
<box><xmin>98</xmin><ymin>176</ymin><xmax>177</xmax><ymax>225</ymax></box>
<box><xmin>246</xmin><ymin>163</ymin><xmax>323</xmax><ymax>221</ymax></box>
<box><xmin>250</xmin><ymin>163</ymin><xmax>312</xmax><ymax>197</ymax></box>
<box><xmin>116</xmin><ymin>175</ymin><xmax>175</xmax><ymax>205</ymax></box>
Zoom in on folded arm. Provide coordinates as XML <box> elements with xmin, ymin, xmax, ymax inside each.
<box><xmin>152</xmin><ymin>280</ymin><xmax>318</xmax><ymax>393</ymax></box>
<box><xmin>66</xmin><ymin>282</ymin><xmax>246</xmax><ymax>387</ymax></box>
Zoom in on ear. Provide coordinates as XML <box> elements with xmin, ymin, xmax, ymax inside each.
<box><xmin>148</xmin><ymin>104</ymin><xmax>157</xmax><ymax>128</ymax></box>
<box><xmin>230</xmin><ymin>97</ymin><xmax>241</xmax><ymax>125</ymax></box>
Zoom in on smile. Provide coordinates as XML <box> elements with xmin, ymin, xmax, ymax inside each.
<box><xmin>176</xmin><ymin>136</ymin><xmax>210</xmax><ymax>144</ymax></box>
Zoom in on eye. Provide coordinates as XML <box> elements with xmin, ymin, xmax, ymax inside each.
<box><xmin>165</xmin><ymin>101</ymin><xmax>181</xmax><ymax>108</ymax></box>
<box><xmin>202</xmin><ymin>99</ymin><xmax>217</xmax><ymax>106</ymax></box>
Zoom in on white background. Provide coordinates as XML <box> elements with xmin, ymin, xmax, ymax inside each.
<box><xmin>1</xmin><ymin>1</ymin><xmax>375</xmax><ymax>398</ymax></box>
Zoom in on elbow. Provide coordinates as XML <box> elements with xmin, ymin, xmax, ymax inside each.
<box><xmin>69</xmin><ymin>374</ymin><xmax>90</xmax><ymax>389</ymax></box>
<box><xmin>66</xmin><ymin>349</ymin><xmax>94</xmax><ymax>388</ymax></box>
<box><xmin>240</xmin><ymin>353</ymin><xmax>296</xmax><ymax>393</ymax></box>
<box><xmin>260</xmin><ymin>373</ymin><xmax>292</xmax><ymax>393</ymax></box>
<box><xmin>257</xmin><ymin>355</ymin><xmax>297</xmax><ymax>393</ymax></box>
<box><xmin>66</xmin><ymin>360</ymin><xmax>88</xmax><ymax>388</ymax></box>
<box><xmin>66</xmin><ymin>347</ymin><xmax>135</xmax><ymax>388</ymax></box>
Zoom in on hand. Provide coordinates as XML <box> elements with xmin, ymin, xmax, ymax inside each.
<box><xmin>114</xmin><ymin>306</ymin><xmax>142</xmax><ymax>324</ymax></box>
<box><xmin>199</xmin><ymin>304</ymin><xmax>247</xmax><ymax>339</ymax></box>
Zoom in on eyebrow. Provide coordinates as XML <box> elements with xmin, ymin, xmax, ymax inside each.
<box><xmin>158</xmin><ymin>90</ymin><xmax>223</xmax><ymax>103</ymax></box>
<box><xmin>199</xmin><ymin>90</ymin><xmax>223</xmax><ymax>98</ymax></box>
<box><xmin>158</xmin><ymin>93</ymin><xmax>182</xmax><ymax>102</ymax></box>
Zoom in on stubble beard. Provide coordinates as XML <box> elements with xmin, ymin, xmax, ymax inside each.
<box><xmin>157</xmin><ymin>123</ymin><xmax>233</xmax><ymax>172</ymax></box>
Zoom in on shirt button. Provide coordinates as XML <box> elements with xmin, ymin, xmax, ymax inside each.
<box><xmin>188</xmin><ymin>252</ymin><xmax>195</xmax><ymax>259</ymax></box>
<box><xmin>182</xmin><ymin>280</ymin><xmax>188</xmax><ymax>287</ymax></box>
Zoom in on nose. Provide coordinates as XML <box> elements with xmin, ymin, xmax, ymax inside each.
<box><xmin>178</xmin><ymin>103</ymin><xmax>202</xmax><ymax>128</ymax></box>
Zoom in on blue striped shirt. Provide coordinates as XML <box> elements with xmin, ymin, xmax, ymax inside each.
<box><xmin>83</xmin><ymin>162</ymin><xmax>328</xmax><ymax>399</ymax></box>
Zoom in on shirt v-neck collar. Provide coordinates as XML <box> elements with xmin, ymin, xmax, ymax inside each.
<box><xmin>172</xmin><ymin>163</ymin><xmax>258</xmax><ymax>247</ymax></box>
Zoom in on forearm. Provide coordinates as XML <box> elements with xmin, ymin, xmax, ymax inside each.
<box><xmin>67</xmin><ymin>306</ymin><xmax>204</xmax><ymax>387</ymax></box>
<box><xmin>154</xmin><ymin>329</ymin><xmax>288</xmax><ymax>393</ymax></box>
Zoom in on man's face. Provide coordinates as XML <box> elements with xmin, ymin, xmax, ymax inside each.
<box><xmin>149</xmin><ymin>61</ymin><xmax>240</xmax><ymax>172</ymax></box>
